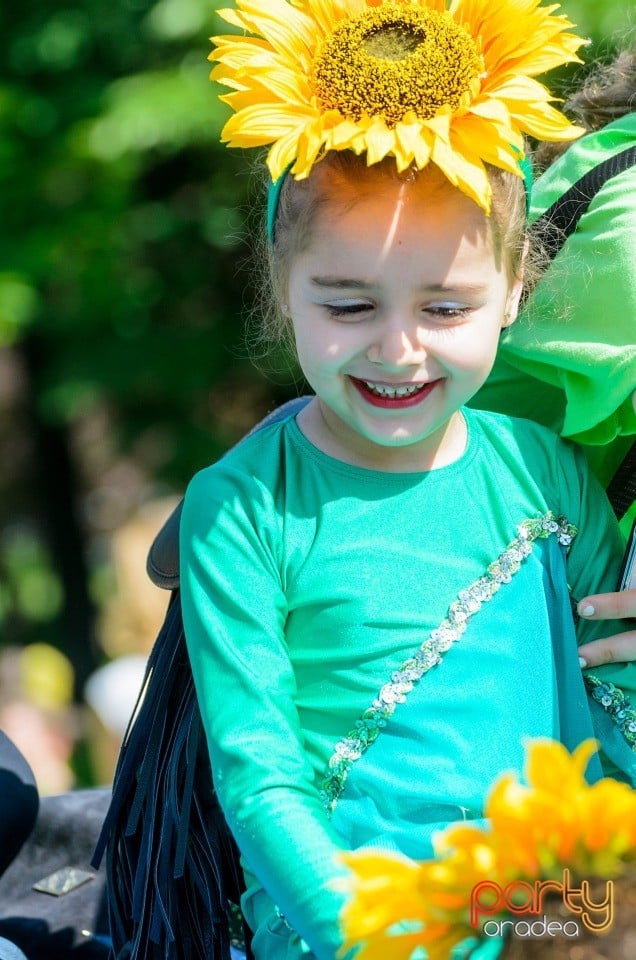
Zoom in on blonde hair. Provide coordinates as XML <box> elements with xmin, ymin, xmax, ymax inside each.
<box><xmin>534</xmin><ymin>44</ymin><xmax>636</xmax><ymax>171</ymax></box>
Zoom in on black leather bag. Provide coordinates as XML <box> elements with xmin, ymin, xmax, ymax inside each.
<box><xmin>0</xmin><ymin>787</ymin><xmax>111</xmax><ymax>960</ymax></box>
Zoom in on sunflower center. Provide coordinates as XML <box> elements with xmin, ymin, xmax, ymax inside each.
<box><xmin>363</xmin><ymin>26</ymin><xmax>425</xmax><ymax>60</ymax></box>
<box><xmin>313</xmin><ymin>5</ymin><xmax>482</xmax><ymax>127</ymax></box>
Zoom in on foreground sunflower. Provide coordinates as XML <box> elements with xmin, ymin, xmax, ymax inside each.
<box><xmin>338</xmin><ymin>739</ymin><xmax>636</xmax><ymax>960</ymax></box>
<box><xmin>210</xmin><ymin>0</ymin><xmax>586</xmax><ymax>212</ymax></box>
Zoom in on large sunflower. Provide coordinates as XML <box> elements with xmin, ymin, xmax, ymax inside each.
<box><xmin>210</xmin><ymin>0</ymin><xmax>586</xmax><ymax>212</ymax></box>
<box><xmin>338</xmin><ymin>740</ymin><xmax>636</xmax><ymax>960</ymax></box>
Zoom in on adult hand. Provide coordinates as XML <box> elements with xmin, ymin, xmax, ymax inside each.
<box><xmin>577</xmin><ymin>589</ymin><xmax>636</xmax><ymax>667</ymax></box>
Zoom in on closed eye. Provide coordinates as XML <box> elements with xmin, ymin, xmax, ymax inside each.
<box><xmin>324</xmin><ymin>301</ymin><xmax>373</xmax><ymax>320</ymax></box>
<box><xmin>425</xmin><ymin>304</ymin><xmax>473</xmax><ymax>320</ymax></box>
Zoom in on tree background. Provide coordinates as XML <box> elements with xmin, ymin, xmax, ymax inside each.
<box><xmin>0</xmin><ymin>0</ymin><xmax>633</xmax><ymax>786</ymax></box>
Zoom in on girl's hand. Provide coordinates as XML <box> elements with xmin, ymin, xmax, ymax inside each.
<box><xmin>577</xmin><ymin>590</ymin><xmax>636</xmax><ymax>667</ymax></box>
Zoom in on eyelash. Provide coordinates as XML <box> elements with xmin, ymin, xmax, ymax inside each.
<box><xmin>427</xmin><ymin>305</ymin><xmax>472</xmax><ymax>319</ymax></box>
<box><xmin>325</xmin><ymin>303</ymin><xmax>372</xmax><ymax>319</ymax></box>
<box><xmin>324</xmin><ymin>303</ymin><xmax>472</xmax><ymax>321</ymax></box>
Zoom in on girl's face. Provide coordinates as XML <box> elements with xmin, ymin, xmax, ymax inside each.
<box><xmin>287</xmin><ymin>176</ymin><xmax>523</xmax><ymax>472</ymax></box>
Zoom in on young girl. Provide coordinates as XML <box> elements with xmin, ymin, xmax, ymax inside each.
<box><xmin>177</xmin><ymin>2</ymin><xmax>635</xmax><ymax>958</ymax></box>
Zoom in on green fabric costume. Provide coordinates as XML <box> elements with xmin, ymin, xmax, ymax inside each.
<box><xmin>180</xmin><ymin>408</ymin><xmax>635</xmax><ymax>960</ymax></box>
<box><xmin>473</xmin><ymin>112</ymin><xmax>636</xmax><ymax>515</ymax></box>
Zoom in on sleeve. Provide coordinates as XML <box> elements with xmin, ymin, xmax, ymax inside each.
<box><xmin>557</xmin><ymin>442</ymin><xmax>636</xmax><ymax>784</ymax></box>
<box><xmin>179</xmin><ymin>465</ymin><xmax>353</xmax><ymax>960</ymax></box>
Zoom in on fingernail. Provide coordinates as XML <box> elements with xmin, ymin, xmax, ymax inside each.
<box><xmin>578</xmin><ymin>603</ymin><xmax>595</xmax><ymax>617</ymax></box>
<box><xmin>578</xmin><ymin>656</ymin><xmax>588</xmax><ymax>669</ymax></box>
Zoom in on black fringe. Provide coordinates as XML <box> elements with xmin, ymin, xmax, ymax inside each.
<box><xmin>92</xmin><ymin>592</ymin><xmax>252</xmax><ymax>960</ymax></box>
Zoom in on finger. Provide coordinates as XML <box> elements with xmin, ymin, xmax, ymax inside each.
<box><xmin>577</xmin><ymin>588</ymin><xmax>636</xmax><ymax>621</ymax></box>
<box><xmin>578</xmin><ymin>629</ymin><xmax>636</xmax><ymax>667</ymax></box>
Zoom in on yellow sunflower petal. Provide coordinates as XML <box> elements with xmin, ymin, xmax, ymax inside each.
<box><xmin>412</xmin><ymin>120</ymin><xmax>434</xmax><ymax>168</ymax></box>
<box><xmin>293</xmin><ymin>0</ymin><xmax>361</xmax><ymax>35</ymax></box>
<box><xmin>293</xmin><ymin>116</ymin><xmax>331</xmax><ymax>176</ymax></box>
<box><xmin>222</xmin><ymin>102</ymin><xmax>317</xmax><ymax>146</ymax></box>
<box><xmin>394</xmin><ymin>112</ymin><xmax>433</xmax><ymax>170</ymax></box>
<box><xmin>486</xmin><ymin>74</ymin><xmax>557</xmax><ymax>103</ymax></box>
<box><xmin>525</xmin><ymin>738</ymin><xmax>597</xmax><ymax>795</ymax></box>
<box><xmin>416</xmin><ymin>0</ymin><xmax>449</xmax><ymax>13</ymax></box>
<box><xmin>268</xmin><ymin>128</ymin><xmax>305</xmax><ymax>180</ymax></box>
<box><xmin>451</xmin><ymin>0</ymin><xmax>586</xmax><ymax>137</ymax></box>
<box><xmin>363</xmin><ymin>115</ymin><xmax>397</xmax><ymax>165</ymax></box>
<box><xmin>218</xmin><ymin>0</ymin><xmax>316</xmax><ymax>60</ymax></box>
<box><xmin>211</xmin><ymin>0</ymin><xmax>587</xmax><ymax>204</ymax></box>
<box><xmin>468</xmin><ymin>0</ymin><xmax>584</xmax><ymax>78</ymax></box>
<box><xmin>338</xmin><ymin>848</ymin><xmax>421</xmax><ymax>888</ymax></box>
<box><xmin>218</xmin><ymin>78</ymin><xmax>295</xmax><ymax>112</ymax></box>
<box><xmin>435</xmin><ymin>146</ymin><xmax>491</xmax><ymax>212</ymax></box>
<box><xmin>511</xmin><ymin>99</ymin><xmax>585</xmax><ymax>140</ymax></box>
<box><xmin>484</xmin><ymin>76</ymin><xmax>584</xmax><ymax>142</ymax></box>
<box><xmin>338</xmin><ymin>854</ymin><xmax>431</xmax><ymax>946</ymax></box>
<box><xmin>452</xmin><ymin>115</ymin><xmax>522</xmax><ymax>175</ymax></box>
<box><xmin>248</xmin><ymin>65</ymin><xmax>312</xmax><ymax>103</ymax></box>
<box><xmin>467</xmin><ymin>95</ymin><xmax>510</xmax><ymax>126</ymax></box>
<box><xmin>209</xmin><ymin>35</ymin><xmax>273</xmax><ymax>70</ymax></box>
<box><xmin>327</xmin><ymin>116</ymin><xmax>368</xmax><ymax>152</ymax></box>
<box><xmin>501</xmin><ymin>32</ymin><xmax>587</xmax><ymax>78</ymax></box>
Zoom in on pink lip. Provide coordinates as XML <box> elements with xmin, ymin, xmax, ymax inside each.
<box><xmin>349</xmin><ymin>376</ymin><xmax>442</xmax><ymax>409</ymax></box>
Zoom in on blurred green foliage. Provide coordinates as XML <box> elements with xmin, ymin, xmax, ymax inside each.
<box><xmin>1</xmin><ymin>0</ymin><xmax>632</xmax><ymax>475</ymax></box>
<box><xmin>0</xmin><ymin>0</ymin><xmax>278</xmax><ymax>686</ymax></box>
<box><xmin>0</xmin><ymin>0</ymin><xmax>633</xmax><ymax>696</ymax></box>
<box><xmin>0</xmin><ymin>0</ymin><xmax>274</xmax><ymax>485</ymax></box>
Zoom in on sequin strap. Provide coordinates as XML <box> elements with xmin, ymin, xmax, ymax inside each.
<box><xmin>319</xmin><ymin>511</ymin><xmax>577</xmax><ymax>814</ymax></box>
<box><xmin>584</xmin><ymin>674</ymin><xmax>636</xmax><ymax>750</ymax></box>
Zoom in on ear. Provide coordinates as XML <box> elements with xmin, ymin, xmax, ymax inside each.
<box><xmin>502</xmin><ymin>277</ymin><xmax>523</xmax><ymax>328</ymax></box>
<box><xmin>502</xmin><ymin>238</ymin><xmax>529</xmax><ymax>328</ymax></box>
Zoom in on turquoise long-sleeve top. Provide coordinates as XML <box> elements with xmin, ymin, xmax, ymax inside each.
<box><xmin>180</xmin><ymin>406</ymin><xmax>634</xmax><ymax>960</ymax></box>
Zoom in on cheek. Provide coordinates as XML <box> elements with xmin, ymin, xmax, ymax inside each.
<box><xmin>293</xmin><ymin>320</ymin><xmax>354</xmax><ymax>370</ymax></box>
<box><xmin>423</xmin><ymin>324</ymin><xmax>501</xmax><ymax>375</ymax></box>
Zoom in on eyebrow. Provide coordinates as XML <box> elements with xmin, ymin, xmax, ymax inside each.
<box><xmin>309</xmin><ymin>276</ymin><xmax>488</xmax><ymax>294</ymax></box>
<box><xmin>310</xmin><ymin>277</ymin><xmax>372</xmax><ymax>289</ymax></box>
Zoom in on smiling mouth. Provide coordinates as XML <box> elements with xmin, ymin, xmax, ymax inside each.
<box><xmin>349</xmin><ymin>376</ymin><xmax>442</xmax><ymax>408</ymax></box>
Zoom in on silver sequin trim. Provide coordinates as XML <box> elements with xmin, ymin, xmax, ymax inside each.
<box><xmin>584</xmin><ymin>674</ymin><xmax>636</xmax><ymax>749</ymax></box>
<box><xmin>319</xmin><ymin>511</ymin><xmax>577</xmax><ymax>814</ymax></box>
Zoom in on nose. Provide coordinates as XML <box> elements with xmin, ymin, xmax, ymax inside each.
<box><xmin>366</xmin><ymin>316</ymin><xmax>427</xmax><ymax>368</ymax></box>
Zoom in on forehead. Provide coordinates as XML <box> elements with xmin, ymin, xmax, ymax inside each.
<box><xmin>296</xmin><ymin>175</ymin><xmax>497</xmax><ymax>280</ymax></box>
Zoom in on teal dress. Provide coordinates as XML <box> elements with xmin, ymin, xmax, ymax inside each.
<box><xmin>180</xmin><ymin>407</ymin><xmax>634</xmax><ymax>960</ymax></box>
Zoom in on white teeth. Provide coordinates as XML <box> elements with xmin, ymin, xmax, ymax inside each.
<box><xmin>363</xmin><ymin>381</ymin><xmax>424</xmax><ymax>398</ymax></box>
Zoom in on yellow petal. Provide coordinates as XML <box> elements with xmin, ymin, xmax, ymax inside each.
<box><xmin>223</xmin><ymin>0</ymin><xmax>316</xmax><ymax>60</ymax></box>
<box><xmin>486</xmin><ymin>74</ymin><xmax>556</xmax><ymax>102</ymax></box>
<box><xmin>209</xmin><ymin>35</ymin><xmax>273</xmax><ymax>69</ymax></box>
<box><xmin>293</xmin><ymin>0</ymin><xmax>356</xmax><ymax>35</ymax></box>
<box><xmin>268</xmin><ymin>128</ymin><xmax>305</xmax><ymax>180</ymax></box>
<box><xmin>212</xmin><ymin>0</ymin><xmax>587</xmax><ymax>199</ymax></box>
<box><xmin>452</xmin><ymin>114</ymin><xmax>523</xmax><ymax>175</ymax></box>
<box><xmin>294</xmin><ymin>117</ymin><xmax>331</xmax><ymax>175</ymax></box>
<box><xmin>468</xmin><ymin>95</ymin><xmax>511</xmax><ymax>126</ymax></box>
<box><xmin>523</xmin><ymin>738</ymin><xmax>597</xmax><ymax>799</ymax></box>
<box><xmin>249</xmin><ymin>64</ymin><xmax>312</xmax><ymax>103</ymax></box>
<box><xmin>512</xmin><ymin>101</ymin><xmax>585</xmax><ymax>141</ymax></box>
<box><xmin>222</xmin><ymin>102</ymin><xmax>316</xmax><ymax>146</ymax></box>
<box><xmin>499</xmin><ymin>33</ymin><xmax>586</xmax><ymax>78</ymax></box>
<box><xmin>432</xmin><ymin>134</ymin><xmax>491</xmax><ymax>213</ymax></box>
<box><xmin>364</xmin><ymin>115</ymin><xmax>396</xmax><ymax>166</ymax></box>
<box><xmin>394</xmin><ymin>114</ymin><xmax>430</xmax><ymax>170</ymax></box>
